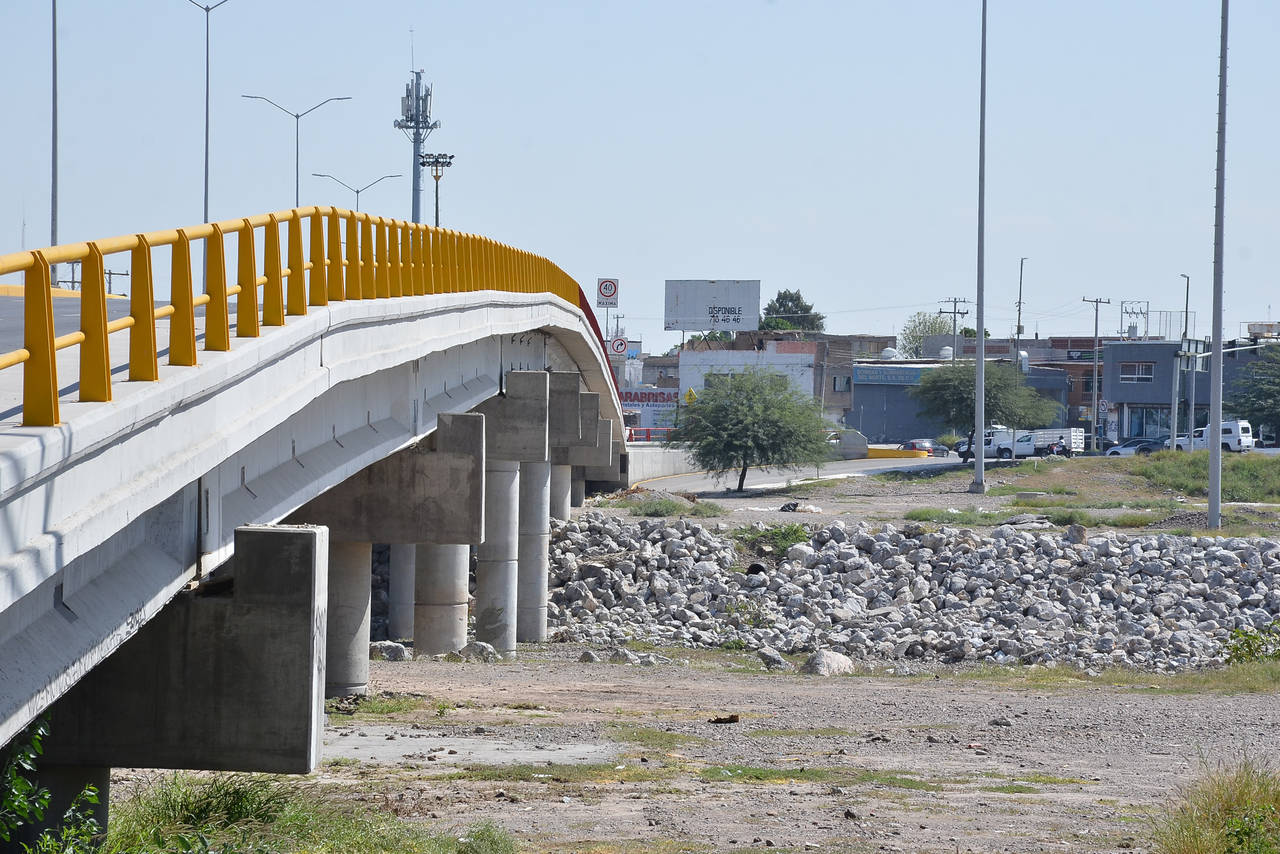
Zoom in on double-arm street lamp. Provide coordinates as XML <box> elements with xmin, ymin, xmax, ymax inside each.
<box><xmin>242</xmin><ymin>94</ymin><xmax>351</xmax><ymax>206</ymax></box>
<box><xmin>312</xmin><ymin>172</ymin><xmax>401</xmax><ymax>212</ymax></box>
<box><xmin>420</xmin><ymin>153</ymin><xmax>455</xmax><ymax>227</ymax></box>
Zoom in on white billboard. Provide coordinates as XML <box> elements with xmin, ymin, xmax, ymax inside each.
<box><xmin>663</xmin><ymin>280</ymin><xmax>760</xmax><ymax>332</ymax></box>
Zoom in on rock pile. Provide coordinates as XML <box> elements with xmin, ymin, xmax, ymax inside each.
<box><xmin>547</xmin><ymin>511</ymin><xmax>1280</xmax><ymax>671</ymax></box>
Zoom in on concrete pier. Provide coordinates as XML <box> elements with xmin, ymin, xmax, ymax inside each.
<box><xmin>388</xmin><ymin>543</ymin><xmax>415</xmax><ymax>641</ymax></box>
<box><xmin>327</xmin><ymin>540</ymin><xmax>372</xmax><ymax>697</ymax></box>
<box><xmin>517</xmin><ymin>460</ymin><xmax>551</xmax><ymax>642</ymax></box>
<box><xmin>571</xmin><ymin>473</ymin><xmax>586</xmax><ymax>507</ymax></box>
<box><xmin>414</xmin><ymin>542</ymin><xmax>470</xmax><ymax>655</ymax></box>
<box><xmin>475</xmin><ymin>459</ymin><xmax>519</xmax><ymax>653</ymax></box>
<box><xmin>550</xmin><ymin>464</ymin><xmax>572</xmax><ymax>521</ymax></box>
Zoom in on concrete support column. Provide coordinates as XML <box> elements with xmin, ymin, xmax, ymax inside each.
<box><xmin>518</xmin><ymin>460</ymin><xmax>551</xmax><ymax>642</ymax></box>
<box><xmin>414</xmin><ymin>543</ymin><xmax>469</xmax><ymax>655</ymax></box>
<box><xmin>327</xmin><ymin>540</ymin><xmax>372</xmax><ymax>697</ymax></box>
<box><xmin>571</xmin><ymin>473</ymin><xmax>586</xmax><ymax>507</ymax></box>
<box><xmin>475</xmin><ymin>459</ymin><xmax>519</xmax><ymax>654</ymax></box>
<box><xmin>550</xmin><ymin>464</ymin><xmax>572</xmax><ymax>521</ymax></box>
<box><xmin>388</xmin><ymin>543</ymin><xmax>415</xmax><ymax>641</ymax></box>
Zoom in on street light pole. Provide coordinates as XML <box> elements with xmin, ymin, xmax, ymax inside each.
<box><xmin>1172</xmin><ymin>273</ymin><xmax>1190</xmax><ymax>440</ymax></box>
<box><xmin>969</xmin><ymin>0</ymin><xmax>988</xmax><ymax>495</ymax></box>
<box><xmin>312</xmin><ymin>173</ymin><xmax>401</xmax><ymax>212</ymax></box>
<box><xmin>1014</xmin><ymin>256</ymin><xmax>1027</xmax><ymax>364</ymax></box>
<box><xmin>185</xmin><ymin>0</ymin><xmax>232</xmax><ymax>225</ymax></box>
<box><xmin>421</xmin><ymin>153</ymin><xmax>454</xmax><ymax>227</ymax></box>
<box><xmin>50</xmin><ymin>0</ymin><xmax>58</xmax><ymax>285</ymax></box>
<box><xmin>1208</xmin><ymin>0</ymin><xmax>1230</xmax><ymax>529</ymax></box>
<box><xmin>243</xmin><ymin>94</ymin><xmax>351</xmax><ymax>207</ymax></box>
<box><xmin>1084</xmin><ymin>297</ymin><xmax>1110</xmax><ymax>452</ymax></box>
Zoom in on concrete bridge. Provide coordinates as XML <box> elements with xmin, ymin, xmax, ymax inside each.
<box><xmin>0</xmin><ymin>205</ymin><xmax>627</xmax><ymax>823</ymax></box>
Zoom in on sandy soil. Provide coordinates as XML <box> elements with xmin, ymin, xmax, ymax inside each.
<box><xmin>317</xmin><ymin>647</ymin><xmax>1278</xmax><ymax>854</ymax></box>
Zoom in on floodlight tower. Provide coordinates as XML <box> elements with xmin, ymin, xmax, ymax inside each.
<box><xmin>393</xmin><ymin>70</ymin><xmax>440</xmax><ymax>223</ymax></box>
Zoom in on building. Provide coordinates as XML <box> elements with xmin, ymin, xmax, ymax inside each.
<box><xmin>846</xmin><ymin>358</ymin><xmax>1070</xmax><ymax>444</ymax></box>
<box><xmin>1101</xmin><ymin>338</ymin><xmax>1270</xmax><ymax>441</ymax></box>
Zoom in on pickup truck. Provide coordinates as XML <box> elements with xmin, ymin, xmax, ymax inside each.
<box><xmin>989</xmin><ymin>428</ymin><xmax>1085</xmax><ymax>459</ymax></box>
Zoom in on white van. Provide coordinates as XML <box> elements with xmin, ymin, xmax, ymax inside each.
<box><xmin>1173</xmin><ymin>420</ymin><xmax>1254</xmax><ymax>452</ymax></box>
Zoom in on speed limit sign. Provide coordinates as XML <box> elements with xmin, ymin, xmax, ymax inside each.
<box><xmin>609</xmin><ymin>337</ymin><xmax>628</xmax><ymax>355</ymax></box>
<box><xmin>597</xmin><ymin>278</ymin><xmax>619</xmax><ymax>308</ymax></box>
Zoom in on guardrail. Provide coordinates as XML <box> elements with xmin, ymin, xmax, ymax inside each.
<box><xmin>0</xmin><ymin>206</ymin><xmax>590</xmax><ymax>427</ymax></box>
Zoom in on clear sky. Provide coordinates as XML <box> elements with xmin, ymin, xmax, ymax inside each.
<box><xmin>2</xmin><ymin>1</ymin><xmax>1276</xmax><ymax>355</ymax></box>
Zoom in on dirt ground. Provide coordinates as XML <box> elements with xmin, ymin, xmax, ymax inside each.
<box><xmin>315</xmin><ymin>460</ymin><xmax>1280</xmax><ymax>854</ymax></box>
<box><xmin>321</xmin><ymin>648</ymin><xmax>1277</xmax><ymax>854</ymax></box>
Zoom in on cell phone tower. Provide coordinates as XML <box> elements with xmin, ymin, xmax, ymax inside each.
<box><xmin>393</xmin><ymin>70</ymin><xmax>440</xmax><ymax>223</ymax></box>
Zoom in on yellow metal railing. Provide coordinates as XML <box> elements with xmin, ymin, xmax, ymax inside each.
<box><xmin>0</xmin><ymin>206</ymin><xmax>583</xmax><ymax>427</ymax></box>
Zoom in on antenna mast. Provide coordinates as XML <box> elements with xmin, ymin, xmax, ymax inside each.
<box><xmin>393</xmin><ymin>69</ymin><xmax>440</xmax><ymax>223</ymax></box>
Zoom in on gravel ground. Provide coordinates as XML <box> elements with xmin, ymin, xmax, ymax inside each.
<box><xmin>316</xmin><ymin>646</ymin><xmax>1279</xmax><ymax>854</ymax></box>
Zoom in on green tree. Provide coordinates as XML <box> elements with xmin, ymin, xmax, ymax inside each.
<box><xmin>898</xmin><ymin>311</ymin><xmax>952</xmax><ymax>358</ymax></box>
<box><xmin>666</xmin><ymin>370</ymin><xmax>832</xmax><ymax>491</ymax></box>
<box><xmin>959</xmin><ymin>326</ymin><xmax>991</xmax><ymax>339</ymax></box>
<box><xmin>761</xmin><ymin>289</ymin><xmax>825</xmax><ymax>331</ymax></box>
<box><xmin>1226</xmin><ymin>345</ymin><xmax>1280</xmax><ymax>436</ymax></box>
<box><xmin>908</xmin><ymin>361</ymin><xmax>1061</xmax><ymax>432</ymax></box>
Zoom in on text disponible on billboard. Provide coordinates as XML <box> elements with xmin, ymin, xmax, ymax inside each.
<box><xmin>663</xmin><ymin>280</ymin><xmax>761</xmax><ymax>331</ymax></box>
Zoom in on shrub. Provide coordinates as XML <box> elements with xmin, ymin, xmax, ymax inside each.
<box><xmin>733</xmin><ymin>523</ymin><xmax>810</xmax><ymax>553</ymax></box>
<box><xmin>1150</xmin><ymin>758</ymin><xmax>1280</xmax><ymax>853</ymax></box>
<box><xmin>1225</xmin><ymin>621</ymin><xmax>1280</xmax><ymax>665</ymax></box>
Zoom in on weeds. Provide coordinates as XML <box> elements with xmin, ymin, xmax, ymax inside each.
<box><xmin>699</xmin><ymin>765</ymin><xmax>941</xmax><ymax>791</ymax></box>
<box><xmin>732</xmin><ymin>523</ymin><xmax>810</xmax><ymax>553</ymax></box>
<box><xmin>1150</xmin><ymin>758</ymin><xmax>1280</xmax><ymax>853</ymax></box>
<box><xmin>1224</xmin><ymin>621</ymin><xmax>1280</xmax><ymax>665</ymax></box>
<box><xmin>608</xmin><ymin>498</ymin><xmax>724</xmax><ymax>518</ymax></box>
<box><xmin>604</xmin><ymin>724</ymin><xmax>701</xmax><ymax>751</ymax></box>
<box><xmin>1134</xmin><ymin>451</ymin><xmax>1280</xmax><ymax>503</ymax></box>
<box><xmin>105</xmin><ymin>773</ymin><xmax>520</xmax><ymax>854</ymax></box>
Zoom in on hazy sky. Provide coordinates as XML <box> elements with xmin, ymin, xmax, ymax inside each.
<box><xmin>2</xmin><ymin>1</ymin><xmax>1276</xmax><ymax>354</ymax></box>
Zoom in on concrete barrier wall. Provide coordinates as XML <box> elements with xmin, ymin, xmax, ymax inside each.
<box><xmin>625</xmin><ymin>445</ymin><xmax>703</xmax><ymax>485</ymax></box>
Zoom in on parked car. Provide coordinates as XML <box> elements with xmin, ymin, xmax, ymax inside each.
<box><xmin>899</xmin><ymin>438</ymin><xmax>947</xmax><ymax>456</ymax></box>
<box><xmin>1106</xmin><ymin>437</ymin><xmax>1166</xmax><ymax>457</ymax></box>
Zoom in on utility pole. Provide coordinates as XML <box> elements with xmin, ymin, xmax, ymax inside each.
<box><xmin>1084</xmin><ymin>297</ymin><xmax>1111</xmax><ymax>452</ymax></box>
<box><xmin>1208</xmin><ymin>0</ymin><xmax>1229</xmax><ymax>529</ymax></box>
<box><xmin>937</xmin><ymin>297</ymin><xmax>970</xmax><ymax>362</ymax></box>
<box><xmin>1014</xmin><ymin>256</ymin><xmax>1027</xmax><ymax>364</ymax></box>
<box><xmin>394</xmin><ymin>71</ymin><xmax>440</xmax><ymax>223</ymax></box>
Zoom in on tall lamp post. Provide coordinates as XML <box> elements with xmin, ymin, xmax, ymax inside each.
<box><xmin>312</xmin><ymin>173</ymin><xmax>401</xmax><ymax>212</ymax></box>
<box><xmin>1171</xmin><ymin>273</ymin><xmax>1191</xmax><ymax>441</ymax></box>
<box><xmin>969</xmin><ymin>0</ymin><xmax>989</xmax><ymax>495</ymax></box>
<box><xmin>242</xmin><ymin>94</ymin><xmax>351</xmax><ymax>207</ymax></box>
<box><xmin>185</xmin><ymin>0</ymin><xmax>233</xmax><ymax>225</ymax></box>
<box><xmin>421</xmin><ymin>153</ymin><xmax>454</xmax><ymax>227</ymax></box>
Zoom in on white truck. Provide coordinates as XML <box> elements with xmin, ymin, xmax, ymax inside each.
<box><xmin>986</xmin><ymin>426</ymin><xmax>1085</xmax><ymax>459</ymax></box>
<box><xmin>1173</xmin><ymin>420</ymin><xmax>1254</xmax><ymax>452</ymax></box>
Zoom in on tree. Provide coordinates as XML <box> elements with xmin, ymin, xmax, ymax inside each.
<box><xmin>898</xmin><ymin>311</ymin><xmax>952</xmax><ymax>358</ymax></box>
<box><xmin>908</xmin><ymin>361</ymin><xmax>1061</xmax><ymax>432</ymax></box>
<box><xmin>959</xmin><ymin>326</ymin><xmax>991</xmax><ymax>339</ymax></box>
<box><xmin>761</xmin><ymin>289</ymin><xmax>825</xmax><ymax>331</ymax></box>
<box><xmin>666</xmin><ymin>370</ymin><xmax>832</xmax><ymax>491</ymax></box>
<box><xmin>1226</xmin><ymin>345</ymin><xmax>1280</xmax><ymax>435</ymax></box>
